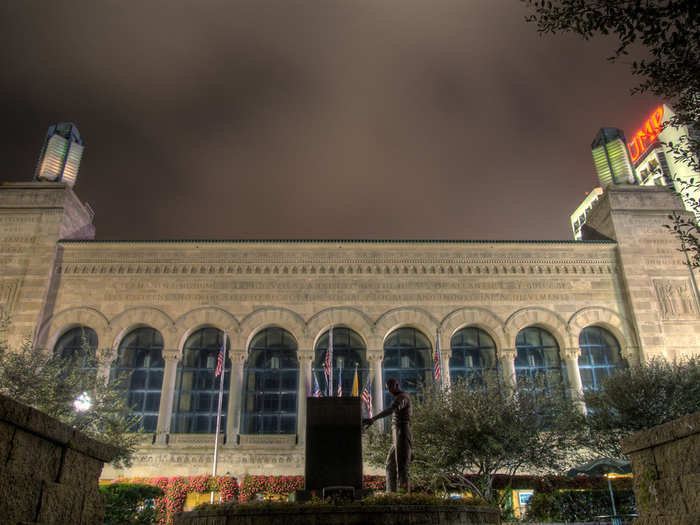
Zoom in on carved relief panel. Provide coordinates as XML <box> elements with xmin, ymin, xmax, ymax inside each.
<box><xmin>654</xmin><ymin>278</ymin><xmax>699</xmax><ymax>320</ymax></box>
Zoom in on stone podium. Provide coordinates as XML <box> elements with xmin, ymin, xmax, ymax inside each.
<box><xmin>305</xmin><ymin>397</ymin><xmax>363</xmax><ymax>492</ymax></box>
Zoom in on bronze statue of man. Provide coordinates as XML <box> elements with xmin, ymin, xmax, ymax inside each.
<box><xmin>363</xmin><ymin>378</ymin><xmax>412</xmax><ymax>492</ymax></box>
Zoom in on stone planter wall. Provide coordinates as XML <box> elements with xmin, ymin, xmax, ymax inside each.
<box><xmin>174</xmin><ymin>504</ymin><xmax>500</xmax><ymax>525</ymax></box>
<box><xmin>0</xmin><ymin>394</ymin><xmax>119</xmax><ymax>525</ymax></box>
<box><xmin>621</xmin><ymin>410</ymin><xmax>700</xmax><ymax>525</ymax></box>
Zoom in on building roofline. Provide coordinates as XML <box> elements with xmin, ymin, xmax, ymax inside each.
<box><xmin>58</xmin><ymin>238</ymin><xmax>616</xmax><ymax>245</ymax></box>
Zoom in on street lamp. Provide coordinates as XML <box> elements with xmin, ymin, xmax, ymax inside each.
<box><xmin>73</xmin><ymin>391</ymin><xmax>91</xmax><ymax>412</ymax></box>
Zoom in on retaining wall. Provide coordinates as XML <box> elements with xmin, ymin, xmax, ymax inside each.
<box><xmin>174</xmin><ymin>503</ymin><xmax>501</xmax><ymax>525</ymax></box>
<box><xmin>622</xmin><ymin>410</ymin><xmax>700</xmax><ymax>525</ymax></box>
<box><xmin>0</xmin><ymin>393</ymin><xmax>119</xmax><ymax>524</ymax></box>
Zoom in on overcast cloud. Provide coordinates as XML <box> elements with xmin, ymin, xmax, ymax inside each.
<box><xmin>0</xmin><ymin>0</ymin><xmax>659</xmax><ymax>240</ymax></box>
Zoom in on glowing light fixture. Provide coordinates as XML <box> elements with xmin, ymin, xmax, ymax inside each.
<box><xmin>73</xmin><ymin>391</ymin><xmax>91</xmax><ymax>412</ymax></box>
<box><xmin>591</xmin><ymin>128</ymin><xmax>637</xmax><ymax>187</ymax></box>
<box><xmin>34</xmin><ymin>122</ymin><xmax>84</xmax><ymax>187</ymax></box>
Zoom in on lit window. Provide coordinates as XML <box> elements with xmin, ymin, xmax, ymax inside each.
<box><xmin>242</xmin><ymin>327</ymin><xmax>298</xmax><ymax>434</ymax></box>
<box><xmin>449</xmin><ymin>327</ymin><xmax>498</xmax><ymax>387</ymax></box>
<box><xmin>111</xmin><ymin>327</ymin><xmax>164</xmax><ymax>433</ymax></box>
<box><xmin>578</xmin><ymin>326</ymin><xmax>626</xmax><ymax>391</ymax></box>
<box><xmin>383</xmin><ymin>327</ymin><xmax>432</xmax><ymax>407</ymax></box>
<box><xmin>515</xmin><ymin>327</ymin><xmax>565</xmax><ymax>394</ymax></box>
<box><xmin>171</xmin><ymin>328</ymin><xmax>230</xmax><ymax>434</ymax></box>
<box><xmin>313</xmin><ymin>327</ymin><xmax>367</xmax><ymax>397</ymax></box>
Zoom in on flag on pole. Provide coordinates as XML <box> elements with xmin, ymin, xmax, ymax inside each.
<box><xmin>337</xmin><ymin>367</ymin><xmax>342</xmax><ymax>397</ymax></box>
<box><xmin>361</xmin><ymin>376</ymin><xmax>373</xmax><ymax>418</ymax></box>
<box><xmin>211</xmin><ymin>332</ymin><xmax>227</xmax><ymax>502</ymax></box>
<box><xmin>215</xmin><ymin>335</ymin><xmax>226</xmax><ymax>378</ymax></box>
<box><xmin>312</xmin><ymin>372</ymin><xmax>321</xmax><ymax>397</ymax></box>
<box><xmin>434</xmin><ymin>329</ymin><xmax>442</xmax><ymax>384</ymax></box>
<box><xmin>351</xmin><ymin>366</ymin><xmax>359</xmax><ymax>397</ymax></box>
<box><xmin>324</xmin><ymin>325</ymin><xmax>334</xmax><ymax>396</ymax></box>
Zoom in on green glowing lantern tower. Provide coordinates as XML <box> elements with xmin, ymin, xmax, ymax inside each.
<box><xmin>591</xmin><ymin>127</ymin><xmax>637</xmax><ymax>187</ymax></box>
<box><xmin>33</xmin><ymin>122</ymin><xmax>84</xmax><ymax>187</ymax></box>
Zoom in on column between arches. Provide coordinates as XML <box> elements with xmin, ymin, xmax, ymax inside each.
<box><xmin>156</xmin><ymin>349</ymin><xmax>179</xmax><ymax>443</ymax></box>
<box><xmin>297</xmin><ymin>351</ymin><xmax>313</xmax><ymax>445</ymax></box>
<box><xmin>499</xmin><ymin>348</ymin><xmax>517</xmax><ymax>392</ymax></box>
<box><xmin>225</xmin><ymin>349</ymin><xmax>246</xmax><ymax>444</ymax></box>
<box><xmin>367</xmin><ymin>351</ymin><xmax>384</xmax><ymax>416</ymax></box>
<box><xmin>562</xmin><ymin>347</ymin><xmax>586</xmax><ymax>413</ymax></box>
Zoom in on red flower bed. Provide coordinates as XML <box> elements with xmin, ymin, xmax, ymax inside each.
<box><xmin>238</xmin><ymin>475</ymin><xmax>304</xmax><ymax>501</ymax></box>
<box><xmin>363</xmin><ymin>475</ymin><xmax>386</xmax><ymax>491</ymax></box>
<box><xmin>110</xmin><ymin>475</ymin><xmax>239</xmax><ymax>525</ymax></box>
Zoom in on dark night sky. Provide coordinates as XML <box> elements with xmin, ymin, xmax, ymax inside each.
<box><xmin>0</xmin><ymin>1</ymin><xmax>659</xmax><ymax>241</ymax></box>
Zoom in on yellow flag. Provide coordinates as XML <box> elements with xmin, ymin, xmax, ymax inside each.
<box><xmin>351</xmin><ymin>366</ymin><xmax>359</xmax><ymax>396</ymax></box>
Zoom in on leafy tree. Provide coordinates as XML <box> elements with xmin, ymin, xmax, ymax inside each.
<box><xmin>584</xmin><ymin>356</ymin><xmax>700</xmax><ymax>458</ymax></box>
<box><xmin>0</xmin><ymin>334</ymin><xmax>139</xmax><ymax>467</ymax></box>
<box><xmin>364</xmin><ymin>376</ymin><xmax>589</xmax><ymax>511</ymax></box>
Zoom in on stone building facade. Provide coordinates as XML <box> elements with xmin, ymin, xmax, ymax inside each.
<box><xmin>1</xmin><ymin>181</ymin><xmax>699</xmax><ymax>480</ymax></box>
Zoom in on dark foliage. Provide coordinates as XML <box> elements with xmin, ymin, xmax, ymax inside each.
<box><xmin>584</xmin><ymin>356</ymin><xmax>700</xmax><ymax>457</ymax></box>
<box><xmin>527</xmin><ymin>488</ymin><xmax>636</xmax><ymax>522</ymax></box>
<box><xmin>100</xmin><ymin>483</ymin><xmax>164</xmax><ymax>524</ymax></box>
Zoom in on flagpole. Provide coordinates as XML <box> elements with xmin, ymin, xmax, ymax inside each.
<box><xmin>328</xmin><ymin>326</ymin><xmax>333</xmax><ymax>397</ymax></box>
<box><xmin>211</xmin><ymin>332</ymin><xmax>227</xmax><ymax>504</ymax></box>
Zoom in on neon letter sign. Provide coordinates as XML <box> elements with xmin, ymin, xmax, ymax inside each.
<box><xmin>628</xmin><ymin>106</ymin><xmax>664</xmax><ymax>163</ymax></box>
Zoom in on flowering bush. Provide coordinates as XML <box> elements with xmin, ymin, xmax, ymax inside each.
<box><xmin>111</xmin><ymin>475</ymin><xmax>239</xmax><ymax>525</ymax></box>
<box><xmin>363</xmin><ymin>475</ymin><xmax>386</xmax><ymax>491</ymax></box>
<box><xmin>238</xmin><ymin>475</ymin><xmax>304</xmax><ymax>502</ymax></box>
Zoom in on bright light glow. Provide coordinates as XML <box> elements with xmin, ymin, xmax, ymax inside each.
<box><xmin>629</xmin><ymin>106</ymin><xmax>664</xmax><ymax>163</ymax></box>
<box><xmin>73</xmin><ymin>391</ymin><xmax>91</xmax><ymax>412</ymax></box>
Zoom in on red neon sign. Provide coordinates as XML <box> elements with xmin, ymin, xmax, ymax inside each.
<box><xmin>628</xmin><ymin>106</ymin><xmax>664</xmax><ymax>163</ymax></box>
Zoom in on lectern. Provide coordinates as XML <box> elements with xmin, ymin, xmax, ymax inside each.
<box><xmin>305</xmin><ymin>397</ymin><xmax>363</xmax><ymax>492</ymax></box>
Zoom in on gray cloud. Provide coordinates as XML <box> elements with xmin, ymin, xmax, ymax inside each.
<box><xmin>0</xmin><ymin>0</ymin><xmax>659</xmax><ymax>240</ymax></box>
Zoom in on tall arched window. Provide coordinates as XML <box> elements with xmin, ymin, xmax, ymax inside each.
<box><xmin>382</xmin><ymin>327</ymin><xmax>432</xmax><ymax>408</ymax></box>
<box><xmin>54</xmin><ymin>326</ymin><xmax>98</xmax><ymax>372</ymax></box>
<box><xmin>242</xmin><ymin>327</ymin><xmax>298</xmax><ymax>435</ymax></box>
<box><xmin>171</xmin><ymin>328</ymin><xmax>230</xmax><ymax>434</ymax></box>
<box><xmin>111</xmin><ymin>327</ymin><xmax>164</xmax><ymax>433</ymax></box>
<box><xmin>515</xmin><ymin>326</ymin><xmax>563</xmax><ymax>393</ymax></box>
<box><xmin>313</xmin><ymin>327</ymin><xmax>367</xmax><ymax>397</ymax></box>
<box><xmin>450</xmin><ymin>327</ymin><xmax>498</xmax><ymax>386</ymax></box>
<box><xmin>578</xmin><ymin>326</ymin><xmax>626</xmax><ymax>391</ymax></box>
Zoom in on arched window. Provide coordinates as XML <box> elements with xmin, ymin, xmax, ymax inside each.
<box><xmin>54</xmin><ymin>326</ymin><xmax>98</xmax><ymax>372</ymax></box>
<box><xmin>111</xmin><ymin>327</ymin><xmax>164</xmax><ymax>433</ymax></box>
<box><xmin>313</xmin><ymin>327</ymin><xmax>367</xmax><ymax>397</ymax></box>
<box><xmin>515</xmin><ymin>326</ymin><xmax>563</xmax><ymax>393</ymax></box>
<box><xmin>242</xmin><ymin>327</ymin><xmax>298</xmax><ymax>435</ymax></box>
<box><xmin>171</xmin><ymin>328</ymin><xmax>230</xmax><ymax>434</ymax></box>
<box><xmin>450</xmin><ymin>327</ymin><xmax>498</xmax><ymax>386</ymax></box>
<box><xmin>382</xmin><ymin>327</ymin><xmax>432</xmax><ymax>407</ymax></box>
<box><xmin>578</xmin><ymin>326</ymin><xmax>627</xmax><ymax>391</ymax></box>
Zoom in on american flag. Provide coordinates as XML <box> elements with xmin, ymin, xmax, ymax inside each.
<box><xmin>361</xmin><ymin>376</ymin><xmax>373</xmax><ymax>418</ymax></box>
<box><xmin>337</xmin><ymin>367</ymin><xmax>342</xmax><ymax>397</ymax></box>
<box><xmin>434</xmin><ymin>329</ymin><xmax>442</xmax><ymax>383</ymax></box>
<box><xmin>312</xmin><ymin>373</ymin><xmax>321</xmax><ymax>397</ymax></box>
<box><xmin>324</xmin><ymin>325</ymin><xmax>333</xmax><ymax>396</ymax></box>
<box><xmin>214</xmin><ymin>335</ymin><xmax>226</xmax><ymax>378</ymax></box>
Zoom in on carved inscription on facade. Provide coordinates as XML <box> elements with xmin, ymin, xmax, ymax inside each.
<box><xmin>654</xmin><ymin>279</ymin><xmax>699</xmax><ymax>320</ymax></box>
<box><xmin>58</xmin><ymin>277</ymin><xmax>614</xmax><ymax>305</ymax></box>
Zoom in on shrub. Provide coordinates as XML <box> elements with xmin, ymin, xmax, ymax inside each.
<box><xmin>526</xmin><ymin>488</ymin><xmax>636</xmax><ymax>522</ymax></box>
<box><xmin>100</xmin><ymin>483</ymin><xmax>164</xmax><ymax>524</ymax></box>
